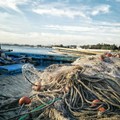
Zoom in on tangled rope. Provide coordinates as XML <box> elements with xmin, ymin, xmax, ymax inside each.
<box><xmin>20</xmin><ymin>56</ymin><xmax>120</xmax><ymax>119</ymax></box>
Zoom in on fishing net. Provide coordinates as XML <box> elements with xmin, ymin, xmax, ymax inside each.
<box><xmin>18</xmin><ymin>55</ymin><xmax>120</xmax><ymax>120</ymax></box>
<box><xmin>22</xmin><ymin>63</ymin><xmax>41</xmax><ymax>83</ymax></box>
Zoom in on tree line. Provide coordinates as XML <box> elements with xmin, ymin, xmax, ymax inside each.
<box><xmin>1</xmin><ymin>43</ymin><xmax>120</xmax><ymax>50</ymax></box>
<box><xmin>80</xmin><ymin>44</ymin><xmax>120</xmax><ymax>50</ymax></box>
<box><xmin>52</xmin><ymin>43</ymin><xmax>120</xmax><ymax>50</ymax></box>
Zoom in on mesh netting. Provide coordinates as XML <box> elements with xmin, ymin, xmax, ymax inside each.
<box><xmin>22</xmin><ymin>63</ymin><xmax>41</xmax><ymax>83</ymax></box>
<box><xmin>19</xmin><ymin>55</ymin><xmax>120</xmax><ymax>120</ymax></box>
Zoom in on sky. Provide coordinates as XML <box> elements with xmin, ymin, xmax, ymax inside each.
<box><xmin>0</xmin><ymin>0</ymin><xmax>120</xmax><ymax>45</ymax></box>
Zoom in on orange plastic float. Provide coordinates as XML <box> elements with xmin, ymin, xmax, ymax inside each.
<box><xmin>32</xmin><ymin>81</ymin><xmax>41</xmax><ymax>91</ymax></box>
<box><xmin>98</xmin><ymin>107</ymin><xmax>106</xmax><ymax>112</ymax></box>
<box><xmin>91</xmin><ymin>99</ymin><xmax>101</xmax><ymax>107</ymax></box>
<box><xmin>19</xmin><ymin>96</ymin><xmax>31</xmax><ymax>105</ymax></box>
<box><xmin>106</xmin><ymin>53</ymin><xmax>112</xmax><ymax>57</ymax></box>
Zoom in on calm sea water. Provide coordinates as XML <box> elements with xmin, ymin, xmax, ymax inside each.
<box><xmin>1</xmin><ymin>45</ymin><xmax>55</xmax><ymax>55</ymax></box>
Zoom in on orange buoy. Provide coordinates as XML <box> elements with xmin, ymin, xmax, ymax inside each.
<box><xmin>32</xmin><ymin>85</ymin><xmax>41</xmax><ymax>91</ymax></box>
<box><xmin>106</xmin><ymin>53</ymin><xmax>112</xmax><ymax>57</ymax></box>
<box><xmin>91</xmin><ymin>99</ymin><xmax>101</xmax><ymax>107</ymax></box>
<box><xmin>19</xmin><ymin>96</ymin><xmax>31</xmax><ymax>105</ymax></box>
<box><xmin>98</xmin><ymin>107</ymin><xmax>106</xmax><ymax>112</ymax></box>
<box><xmin>32</xmin><ymin>81</ymin><xmax>41</xmax><ymax>91</ymax></box>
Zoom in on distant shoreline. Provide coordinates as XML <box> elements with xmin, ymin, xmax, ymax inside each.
<box><xmin>1</xmin><ymin>43</ymin><xmax>52</xmax><ymax>48</ymax></box>
<box><xmin>1</xmin><ymin>43</ymin><xmax>120</xmax><ymax>51</ymax></box>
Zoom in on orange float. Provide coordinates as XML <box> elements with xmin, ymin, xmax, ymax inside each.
<box><xmin>32</xmin><ymin>81</ymin><xmax>41</xmax><ymax>91</ymax></box>
<box><xmin>19</xmin><ymin>96</ymin><xmax>31</xmax><ymax>105</ymax></box>
<box><xmin>98</xmin><ymin>107</ymin><xmax>106</xmax><ymax>112</ymax></box>
<box><xmin>106</xmin><ymin>53</ymin><xmax>112</xmax><ymax>57</ymax></box>
<box><xmin>91</xmin><ymin>99</ymin><xmax>101</xmax><ymax>107</ymax></box>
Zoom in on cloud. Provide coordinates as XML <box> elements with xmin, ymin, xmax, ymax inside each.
<box><xmin>32</xmin><ymin>3</ymin><xmax>112</xmax><ymax>20</ymax></box>
<box><xmin>91</xmin><ymin>5</ymin><xmax>110</xmax><ymax>16</ymax></box>
<box><xmin>0</xmin><ymin>1</ymin><xmax>119</xmax><ymax>45</ymax></box>
<box><xmin>0</xmin><ymin>10</ymin><xmax>31</xmax><ymax>33</ymax></box>
<box><xmin>45</xmin><ymin>25</ymin><xmax>95</xmax><ymax>32</ymax></box>
<box><xmin>45</xmin><ymin>23</ymin><xmax>120</xmax><ymax>36</ymax></box>
<box><xmin>0</xmin><ymin>23</ymin><xmax>120</xmax><ymax>45</ymax></box>
<box><xmin>32</xmin><ymin>2</ymin><xmax>90</xmax><ymax>19</ymax></box>
<box><xmin>0</xmin><ymin>0</ymin><xmax>28</xmax><ymax>13</ymax></box>
<box><xmin>32</xmin><ymin>2</ymin><xmax>111</xmax><ymax>19</ymax></box>
<box><xmin>98</xmin><ymin>21</ymin><xmax>120</xmax><ymax>26</ymax></box>
<box><xmin>33</xmin><ymin>8</ymin><xmax>88</xmax><ymax>19</ymax></box>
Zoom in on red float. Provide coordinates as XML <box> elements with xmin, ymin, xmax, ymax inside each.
<box><xmin>19</xmin><ymin>96</ymin><xmax>31</xmax><ymax>105</ymax></box>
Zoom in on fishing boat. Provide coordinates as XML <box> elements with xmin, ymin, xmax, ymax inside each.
<box><xmin>0</xmin><ymin>51</ymin><xmax>78</xmax><ymax>75</ymax></box>
<box><xmin>0</xmin><ymin>63</ymin><xmax>24</xmax><ymax>75</ymax></box>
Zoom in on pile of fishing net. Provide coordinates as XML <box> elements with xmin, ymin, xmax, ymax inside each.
<box><xmin>4</xmin><ymin>55</ymin><xmax>120</xmax><ymax>120</ymax></box>
<box><xmin>18</xmin><ymin>55</ymin><xmax>120</xmax><ymax>120</ymax></box>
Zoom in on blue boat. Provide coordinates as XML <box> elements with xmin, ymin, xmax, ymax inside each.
<box><xmin>0</xmin><ymin>51</ymin><xmax>78</xmax><ymax>74</ymax></box>
<box><xmin>0</xmin><ymin>64</ymin><xmax>24</xmax><ymax>75</ymax></box>
<box><xmin>5</xmin><ymin>51</ymin><xmax>78</xmax><ymax>62</ymax></box>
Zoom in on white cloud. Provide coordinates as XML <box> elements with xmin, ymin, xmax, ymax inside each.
<box><xmin>91</xmin><ymin>5</ymin><xmax>110</xmax><ymax>16</ymax></box>
<box><xmin>0</xmin><ymin>28</ymin><xmax>120</xmax><ymax>45</ymax></box>
<box><xmin>0</xmin><ymin>1</ymin><xmax>119</xmax><ymax>45</ymax></box>
<box><xmin>32</xmin><ymin>2</ymin><xmax>90</xmax><ymax>19</ymax></box>
<box><xmin>98</xmin><ymin>21</ymin><xmax>120</xmax><ymax>27</ymax></box>
<box><xmin>0</xmin><ymin>9</ymin><xmax>32</xmax><ymax>33</ymax></box>
<box><xmin>45</xmin><ymin>23</ymin><xmax>120</xmax><ymax>35</ymax></box>
<box><xmin>0</xmin><ymin>0</ymin><xmax>28</xmax><ymax>13</ymax></box>
<box><xmin>45</xmin><ymin>25</ymin><xmax>95</xmax><ymax>32</ymax></box>
<box><xmin>33</xmin><ymin>7</ymin><xmax>88</xmax><ymax>19</ymax></box>
<box><xmin>32</xmin><ymin>3</ymin><xmax>111</xmax><ymax>19</ymax></box>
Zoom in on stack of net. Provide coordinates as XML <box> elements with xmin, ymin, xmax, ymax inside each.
<box><xmin>22</xmin><ymin>55</ymin><xmax>120</xmax><ymax>120</ymax></box>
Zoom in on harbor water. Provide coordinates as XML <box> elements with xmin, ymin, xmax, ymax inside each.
<box><xmin>1</xmin><ymin>45</ymin><xmax>54</xmax><ymax>55</ymax></box>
